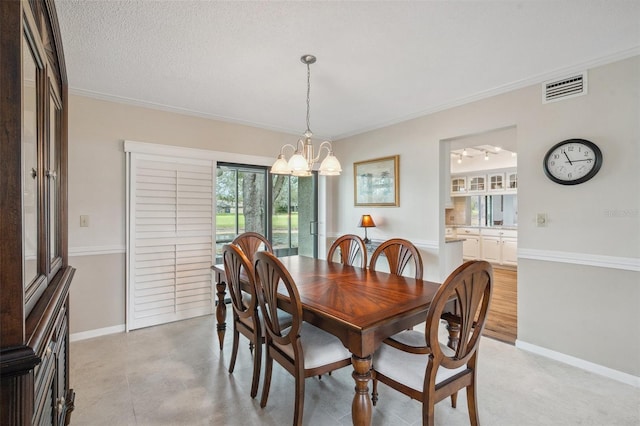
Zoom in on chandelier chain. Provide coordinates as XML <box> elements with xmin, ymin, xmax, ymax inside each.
<box><xmin>306</xmin><ymin>62</ymin><xmax>312</xmax><ymax>134</ymax></box>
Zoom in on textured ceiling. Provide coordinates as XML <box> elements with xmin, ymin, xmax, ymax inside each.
<box><xmin>56</xmin><ymin>1</ymin><xmax>640</xmax><ymax>140</ymax></box>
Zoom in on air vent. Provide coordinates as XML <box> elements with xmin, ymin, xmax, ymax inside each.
<box><xmin>542</xmin><ymin>71</ymin><xmax>587</xmax><ymax>104</ymax></box>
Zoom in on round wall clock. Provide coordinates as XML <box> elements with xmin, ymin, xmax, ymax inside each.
<box><xmin>543</xmin><ymin>139</ymin><xmax>603</xmax><ymax>185</ymax></box>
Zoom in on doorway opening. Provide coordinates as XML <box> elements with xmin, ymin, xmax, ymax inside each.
<box><xmin>440</xmin><ymin>126</ymin><xmax>518</xmax><ymax>344</ymax></box>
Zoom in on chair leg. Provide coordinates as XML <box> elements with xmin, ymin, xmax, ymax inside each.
<box><xmin>250</xmin><ymin>337</ymin><xmax>262</xmax><ymax>399</ymax></box>
<box><xmin>260</xmin><ymin>349</ymin><xmax>273</xmax><ymax>408</ymax></box>
<box><xmin>450</xmin><ymin>391</ymin><xmax>458</xmax><ymax>408</ymax></box>
<box><xmin>466</xmin><ymin>384</ymin><xmax>480</xmax><ymax>426</ymax></box>
<box><xmin>229</xmin><ymin>327</ymin><xmax>240</xmax><ymax>374</ymax></box>
<box><xmin>293</xmin><ymin>370</ymin><xmax>305</xmax><ymax>426</ymax></box>
<box><xmin>371</xmin><ymin>378</ymin><xmax>378</xmax><ymax>406</ymax></box>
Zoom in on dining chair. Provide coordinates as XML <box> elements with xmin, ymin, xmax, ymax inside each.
<box><xmin>369</xmin><ymin>238</ymin><xmax>424</xmax><ymax>279</ymax></box>
<box><xmin>253</xmin><ymin>251</ymin><xmax>352</xmax><ymax>426</ymax></box>
<box><xmin>232</xmin><ymin>231</ymin><xmax>273</xmax><ymax>264</ymax></box>
<box><xmin>327</xmin><ymin>234</ymin><xmax>367</xmax><ymax>268</ymax></box>
<box><xmin>371</xmin><ymin>260</ymin><xmax>493</xmax><ymax>426</ymax></box>
<box><xmin>222</xmin><ymin>244</ymin><xmax>262</xmax><ymax>398</ymax></box>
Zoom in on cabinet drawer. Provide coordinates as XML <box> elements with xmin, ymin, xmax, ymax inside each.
<box><xmin>457</xmin><ymin>227</ymin><xmax>480</xmax><ymax>236</ymax></box>
<box><xmin>481</xmin><ymin>228</ymin><xmax>517</xmax><ymax>238</ymax></box>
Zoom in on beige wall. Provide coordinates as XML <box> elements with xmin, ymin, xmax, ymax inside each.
<box><xmin>67</xmin><ymin>96</ymin><xmax>293</xmax><ymax>334</ymax></box>
<box><xmin>67</xmin><ymin>57</ymin><xmax>639</xmax><ymax>378</ymax></box>
<box><xmin>329</xmin><ymin>56</ymin><xmax>639</xmax><ymax>376</ymax></box>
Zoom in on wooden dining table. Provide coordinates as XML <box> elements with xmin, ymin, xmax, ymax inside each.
<box><xmin>211</xmin><ymin>255</ymin><xmax>445</xmax><ymax>426</ymax></box>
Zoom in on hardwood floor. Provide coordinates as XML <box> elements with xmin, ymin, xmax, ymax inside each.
<box><xmin>483</xmin><ymin>267</ymin><xmax>517</xmax><ymax>344</ymax></box>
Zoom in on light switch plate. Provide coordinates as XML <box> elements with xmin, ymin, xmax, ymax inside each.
<box><xmin>536</xmin><ymin>213</ymin><xmax>547</xmax><ymax>227</ymax></box>
<box><xmin>80</xmin><ymin>215</ymin><xmax>89</xmax><ymax>227</ymax></box>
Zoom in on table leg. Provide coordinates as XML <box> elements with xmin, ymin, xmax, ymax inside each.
<box><xmin>446</xmin><ymin>319</ymin><xmax>460</xmax><ymax>351</ymax></box>
<box><xmin>351</xmin><ymin>354</ymin><xmax>373</xmax><ymax>426</ymax></box>
<box><xmin>215</xmin><ymin>276</ymin><xmax>227</xmax><ymax>350</ymax></box>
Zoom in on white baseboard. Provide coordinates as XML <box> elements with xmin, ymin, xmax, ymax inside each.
<box><xmin>70</xmin><ymin>324</ymin><xmax>125</xmax><ymax>342</ymax></box>
<box><xmin>516</xmin><ymin>340</ymin><xmax>640</xmax><ymax>388</ymax></box>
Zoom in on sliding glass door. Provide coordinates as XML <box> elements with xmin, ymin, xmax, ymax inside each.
<box><xmin>215</xmin><ymin>163</ymin><xmax>317</xmax><ymax>261</ymax></box>
<box><xmin>271</xmin><ymin>174</ymin><xmax>318</xmax><ymax>258</ymax></box>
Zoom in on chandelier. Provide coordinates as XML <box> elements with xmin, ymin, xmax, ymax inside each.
<box><xmin>270</xmin><ymin>55</ymin><xmax>342</xmax><ymax>177</ymax></box>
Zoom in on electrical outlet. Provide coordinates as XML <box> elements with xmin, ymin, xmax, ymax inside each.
<box><xmin>80</xmin><ymin>215</ymin><xmax>89</xmax><ymax>227</ymax></box>
<box><xmin>536</xmin><ymin>213</ymin><xmax>547</xmax><ymax>227</ymax></box>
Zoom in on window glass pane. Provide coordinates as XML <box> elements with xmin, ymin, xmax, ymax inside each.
<box><xmin>216</xmin><ymin>168</ymin><xmax>238</xmax><ymax>258</ymax></box>
<box><xmin>272</xmin><ymin>175</ymin><xmax>291</xmax><ymax>250</ymax></box>
<box><xmin>22</xmin><ymin>35</ymin><xmax>39</xmax><ymax>288</ymax></box>
<box><xmin>239</xmin><ymin>169</ymin><xmax>265</xmax><ymax>234</ymax></box>
<box><xmin>49</xmin><ymin>93</ymin><xmax>59</xmax><ymax>262</ymax></box>
<box><xmin>215</xmin><ymin>165</ymin><xmax>267</xmax><ymax>261</ymax></box>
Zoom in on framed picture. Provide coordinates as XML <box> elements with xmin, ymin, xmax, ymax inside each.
<box><xmin>354</xmin><ymin>155</ymin><xmax>399</xmax><ymax>206</ymax></box>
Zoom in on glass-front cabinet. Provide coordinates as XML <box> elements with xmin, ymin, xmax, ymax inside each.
<box><xmin>489</xmin><ymin>173</ymin><xmax>504</xmax><ymax>191</ymax></box>
<box><xmin>451</xmin><ymin>176</ymin><xmax>467</xmax><ymax>194</ymax></box>
<box><xmin>507</xmin><ymin>172</ymin><xmax>518</xmax><ymax>190</ymax></box>
<box><xmin>468</xmin><ymin>175</ymin><xmax>486</xmax><ymax>192</ymax></box>
<box><xmin>1</xmin><ymin>1</ymin><xmax>75</xmax><ymax>424</ymax></box>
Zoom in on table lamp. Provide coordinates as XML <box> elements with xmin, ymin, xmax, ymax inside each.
<box><xmin>358</xmin><ymin>214</ymin><xmax>376</xmax><ymax>244</ymax></box>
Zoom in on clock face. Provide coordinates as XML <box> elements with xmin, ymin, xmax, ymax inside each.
<box><xmin>543</xmin><ymin>139</ymin><xmax>602</xmax><ymax>185</ymax></box>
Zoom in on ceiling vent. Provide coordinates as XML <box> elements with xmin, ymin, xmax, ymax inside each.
<box><xmin>542</xmin><ymin>71</ymin><xmax>587</xmax><ymax>104</ymax></box>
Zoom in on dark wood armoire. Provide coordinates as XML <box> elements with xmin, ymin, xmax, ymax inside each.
<box><xmin>0</xmin><ymin>0</ymin><xmax>76</xmax><ymax>424</ymax></box>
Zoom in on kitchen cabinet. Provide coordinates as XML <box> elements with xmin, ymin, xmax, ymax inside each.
<box><xmin>1</xmin><ymin>1</ymin><xmax>75</xmax><ymax>424</ymax></box>
<box><xmin>489</xmin><ymin>173</ymin><xmax>505</xmax><ymax>191</ymax></box>
<box><xmin>481</xmin><ymin>229</ymin><xmax>517</xmax><ymax>266</ymax></box>
<box><xmin>502</xmin><ymin>238</ymin><xmax>518</xmax><ymax>265</ymax></box>
<box><xmin>451</xmin><ymin>169</ymin><xmax>517</xmax><ymax>196</ymax></box>
<box><xmin>468</xmin><ymin>175</ymin><xmax>486</xmax><ymax>192</ymax></box>
<box><xmin>451</xmin><ymin>177</ymin><xmax>467</xmax><ymax>194</ymax></box>
<box><xmin>507</xmin><ymin>172</ymin><xmax>518</xmax><ymax>190</ymax></box>
<box><xmin>458</xmin><ymin>228</ymin><xmax>481</xmax><ymax>260</ymax></box>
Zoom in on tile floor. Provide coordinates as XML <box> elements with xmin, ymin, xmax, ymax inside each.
<box><xmin>70</xmin><ymin>313</ymin><xmax>640</xmax><ymax>425</ymax></box>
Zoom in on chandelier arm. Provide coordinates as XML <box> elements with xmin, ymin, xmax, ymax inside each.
<box><xmin>279</xmin><ymin>143</ymin><xmax>298</xmax><ymax>156</ymax></box>
<box><xmin>310</xmin><ymin>140</ymin><xmax>334</xmax><ymax>163</ymax></box>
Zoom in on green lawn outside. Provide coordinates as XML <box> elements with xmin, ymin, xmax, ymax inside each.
<box><xmin>215</xmin><ymin>213</ymin><xmax>298</xmax><ymax>230</ymax></box>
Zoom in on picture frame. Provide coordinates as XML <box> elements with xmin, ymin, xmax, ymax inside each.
<box><xmin>354</xmin><ymin>155</ymin><xmax>399</xmax><ymax>206</ymax></box>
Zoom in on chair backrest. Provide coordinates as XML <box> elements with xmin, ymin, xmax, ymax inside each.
<box><xmin>253</xmin><ymin>251</ymin><xmax>303</xmax><ymax>349</ymax></box>
<box><xmin>232</xmin><ymin>232</ymin><xmax>273</xmax><ymax>264</ymax></box>
<box><xmin>327</xmin><ymin>234</ymin><xmax>367</xmax><ymax>268</ymax></box>
<box><xmin>425</xmin><ymin>260</ymin><xmax>493</xmax><ymax>370</ymax></box>
<box><xmin>369</xmin><ymin>238</ymin><xmax>424</xmax><ymax>279</ymax></box>
<box><xmin>222</xmin><ymin>244</ymin><xmax>257</xmax><ymax>318</ymax></box>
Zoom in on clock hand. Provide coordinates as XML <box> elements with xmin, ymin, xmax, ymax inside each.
<box><xmin>563</xmin><ymin>151</ymin><xmax>573</xmax><ymax>165</ymax></box>
<box><xmin>568</xmin><ymin>159</ymin><xmax>593</xmax><ymax>162</ymax></box>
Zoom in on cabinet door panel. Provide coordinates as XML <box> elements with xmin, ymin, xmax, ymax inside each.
<box><xmin>462</xmin><ymin>236</ymin><xmax>480</xmax><ymax>259</ymax></box>
<box><xmin>481</xmin><ymin>236</ymin><xmax>501</xmax><ymax>263</ymax></box>
<box><xmin>22</xmin><ymin>30</ymin><xmax>44</xmax><ymax>312</ymax></box>
<box><xmin>502</xmin><ymin>238</ymin><xmax>518</xmax><ymax>265</ymax></box>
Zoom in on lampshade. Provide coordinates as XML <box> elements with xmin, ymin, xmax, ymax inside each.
<box><xmin>358</xmin><ymin>214</ymin><xmax>376</xmax><ymax>228</ymax></box>
<box><xmin>271</xmin><ymin>154</ymin><xmax>292</xmax><ymax>175</ymax></box>
<box><xmin>288</xmin><ymin>153</ymin><xmax>310</xmax><ymax>174</ymax></box>
<box><xmin>319</xmin><ymin>153</ymin><xmax>342</xmax><ymax>176</ymax></box>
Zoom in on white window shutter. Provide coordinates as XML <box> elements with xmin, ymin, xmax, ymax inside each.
<box><xmin>126</xmin><ymin>153</ymin><xmax>214</xmax><ymax>331</ymax></box>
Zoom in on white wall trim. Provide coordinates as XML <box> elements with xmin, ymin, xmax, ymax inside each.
<box><xmin>69</xmin><ymin>245</ymin><xmax>126</xmax><ymax>257</ymax></box>
<box><xmin>123</xmin><ymin>140</ymin><xmax>275</xmax><ymax>167</ymax></box>
<box><xmin>519</xmin><ymin>248</ymin><xmax>640</xmax><ymax>272</ymax></box>
<box><xmin>516</xmin><ymin>340</ymin><xmax>640</xmax><ymax>389</ymax></box>
<box><xmin>70</xmin><ymin>324</ymin><xmax>125</xmax><ymax>342</ymax></box>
